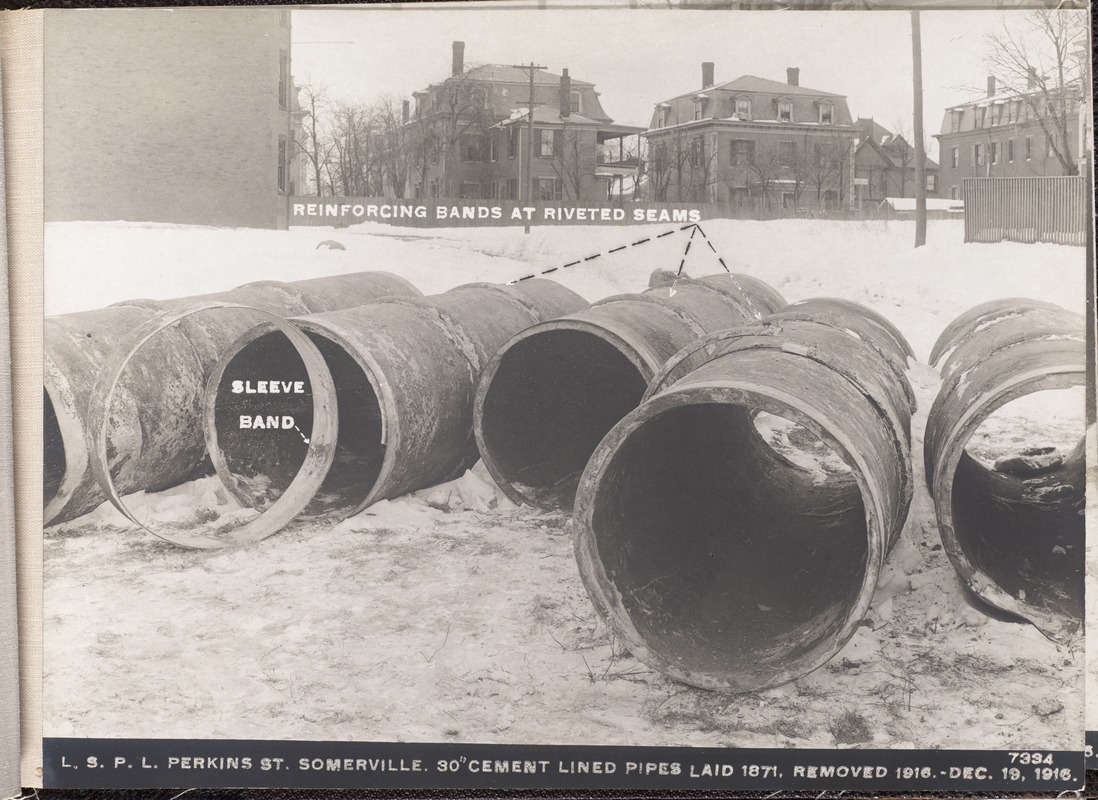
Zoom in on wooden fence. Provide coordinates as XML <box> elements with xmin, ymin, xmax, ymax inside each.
<box><xmin>963</xmin><ymin>176</ymin><xmax>1087</xmax><ymax>246</ymax></box>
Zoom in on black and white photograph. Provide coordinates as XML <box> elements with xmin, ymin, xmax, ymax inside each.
<box><xmin>33</xmin><ymin>2</ymin><xmax>1091</xmax><ymax>792</ymax></box>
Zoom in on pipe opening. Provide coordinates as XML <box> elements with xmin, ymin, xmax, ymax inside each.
<box><xmin>590</xmin><ymin>402</ymin><xmax>867</xmax><ymax>682</ymax></box>
<box><xmin>213</xmin><ymin>331</ymin><xmax>315</xmax><ymax>509</ymax></box>
<box><xmin>481</xmin><ymin>329</ymin><xmax>648</xmax><ymax>509</ymax></box>
<box><xmin>953</xmin><ymin>387</ymin><xmax>1085</xmax><ymax>621</ymax></box>
<box><xmin>44</xmin><ymin>389</ymin><xmax>65</xmax><ymax>507</ymax></box>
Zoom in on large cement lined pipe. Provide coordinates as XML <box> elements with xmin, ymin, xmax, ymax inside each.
<box><xmin>573</xmin><ymin>319</ymin><xmax>913</xmax><ymax>692</ymax></box>
<box><xmin>474</xmin><ymin>273</ymin><xmax>786</xmax><ymax>510</ymax></box>
<box><xmin>924</xmin><ymin>301</ymin><xmax>1086</xmax><ymax>642</ymax></box>
<box><xmin>645</xmin><ymin>297</ymin><xmax>917</xmax><ymax>421</ymax></box>
<box><xmin>206</xmin><ymin>280</ymin><xmax>587</xmax><ymax>521</ymax></box>
<box><xmin>44</xmin><ymin>271</ymin><xmax>420</xmax><ymax>526</ymax></box>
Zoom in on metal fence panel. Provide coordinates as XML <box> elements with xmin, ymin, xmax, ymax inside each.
<box><xmin>964</xmin><ymin>176</ymin><xmax>1086</xmax><ymax>246</ymax></box>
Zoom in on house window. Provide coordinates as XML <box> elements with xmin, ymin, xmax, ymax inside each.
<box><xmin>818</xmin><ymin>103</ymin><xmax>833</xmax><ymax>125</ymax></box>
<box><xmin>570</xmin><ymin>91</ymin><xmax>581</xmax><ymax>114</ymax></box>
<box><xmin>778</xmin><ymin>140</ymin><xmax>796</xmax><ymax>167</ymax></box>
<box><xmin>278</xmin><ymin>50</ymin><xmax>289</xmax><ymax>110</ymax></box>
<box><xmin>657</xmin><ymin>105</ymin><xmax>668</xmax><ymax>128</ymax></box>
<box><xmin>989</xmin><ymin>141</ymin><xmax>999</xmax><ymax>165</ymax></box>
<box><xmin>950</xmin><ymin>185</ymin><xmax>959</xmax><ymax>200</ymax></box>
<box><xmin>781</xmin><ymin>191</ymin><xmax>795</xmax><ymax>209</ymax></box>
<box><xmin>507</xmin><ymin>178</ymin><xmax>517</xmax><ymax>200</ymax></box>
<box><xmin>459</xmin><ymin>182</ymin><xmax>480</xmax><ymax>199</ymax></box>
<box><xmin>690</xmin><ymin>137</ymin><xmax>703</xmax><ymax>167</ymax></box>
<box><xmin>462</xmin><ymin>135</ymin><xmax>488</xmax><ymax>162</ymax></box>
<box><xmin>951</xmin><ymin>146</ymin><xmax>959</xmax><ymax>168</ymax></box>
<box><xmin>430</xmin><ymin>179</ymin><xmax>439</xmax><ymax>198</ymax></box>
<box><xmin>1007</xmin><ymin>139</ymin><xmax>1014</xmax><ymax>162</ymax></box>
<box><xmin>508</xmin><ymin>126</ymin><xmax>519</xmax><ymax>159</ymax></box>
<box><xmin>951</xmin><ymin>110</ymin><xmax>963</xmax><ymax>132</ymax></box>
<box><xmin>973</xmin><ymin>143</ymin><xmax>983</xmax><ymax>166</ymax></box>
<box><xmin>991</xmin><ymin>104</ymin><xmax>1002</xmax><ymax>126</ymax></box>
<box><xmin>489</xmin><ymin>133</ymin><xmax>498</xmax><ymax>163</ymax></box>
<box><xmin>537</xmin><ymin>177</ymin><xmax>562</xmax><ymax>201</ymax></box>
<box><xmin>472</xmin><ymin>87</ymin><xmax>487</xmax><ymax>108</ymax></box>
<box><xmin>778</xmin><ymin>101</ymin><xmax>793</xmax><ymax>123</ymax></box>
<box><xmin>539</xmin><ymin>129</ymin><xmax>562</xmax><ymax>158</ymax></box>
<box><xmin>735</xmin><ymin>98</ymin><xmax>751</xmax><ymax>120</ymax></box>
<box><xmin>277</xmin><ymin>137</ymin><xmax>287</xmax><ymax>193</ymax></box>
<box><xmin>926</xmin><ymin>174</ymin><xmax>936</xmax><ymax>192</ymax></box>
<box><xmin>1007</xmin><ymin>102</ymin><xmax>1016</xmax><ymax>123</ymax></box>
<box><xmin>730</xmin><ymin>138</ymin><xmax>755</xmax><ymax>166</ymax></box>
<box><xmin>1025</xmin><ymin>136</ymin><xmax>1032</xmax><ymax>160</ymax></box>
<box><xmin>693</xmin><ymin>97</ymin><xmax>705</xmax><ymax>121</ymax></box>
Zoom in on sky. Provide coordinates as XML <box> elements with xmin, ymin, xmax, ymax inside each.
<box><xmin>291</xmin><ymin>4</ymin><xmax>1082</xmax><ymax>161</ymax></box>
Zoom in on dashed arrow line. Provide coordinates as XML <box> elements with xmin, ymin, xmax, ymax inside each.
<box><xmin>294</xmin><ymin>424</ymin><xmax>310</xmax><ymax>445</ymax></box>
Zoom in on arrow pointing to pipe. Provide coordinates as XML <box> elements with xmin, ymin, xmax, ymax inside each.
<box><xmin>294</xmin><ymin>424</ymin><xmax>310</xmax><ymax>445</ymax></box>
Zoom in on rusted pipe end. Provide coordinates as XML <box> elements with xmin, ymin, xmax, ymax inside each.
<box><xmin>475</xmin><ymin>317</ymin><xmax>657</xmax><ymax>510</ymax></box>
<box><xmin>574</xmin><ymin>345</ymin><xmax>904</xmax><ymax>691</ymax></box>
<box><xmin>475</xmin><ymin>277</ymin><xmax>782</xmax><ymax>511</ymax></box>
<box><xmin>208</xmin><ymin>316</ymin><xmax>394</xmax><ymax>521</ymax></box>
<box><xmin>926</xmin><ymin>351</ymin><xmax>1085</xmax><ymax>641</ymax></box>
<box><xmin>43</xmin><ymin>364</ymin><xmax>89</xmax><ymax>524</ymax></box>
<box><xmin>925</xmin><ymin>302</ymin><xmax>1085</xmax><ymax>641</ymax></box>
<box><xmin>86</xmin><ymin>302</ymin><xmax>339</xmax><ymax>549</ymax></box>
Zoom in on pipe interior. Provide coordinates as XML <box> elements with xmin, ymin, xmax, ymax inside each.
<box><xmin>43</xmin><ymin>389</ymin><xmax>65</xmax><ymax>507</ymax></box>
<box><xmin>953</xmin><ymin>387</ymin><xmax>1085</xmax><ymax>621</ymax></box>
<box><xmin>214</xmin><ymin>330</ymin><xmax>385</xmax><ymax>516</ymax></box>
<box><xmin>481</xmin><ymin>329</ymin><xmax>649</xmax><ymax>509</ymax></box>
<box><xmin>214</xmin><ymin>331</ymin><xmax>315</xmax><ymax>509</ymax></box>
<box><xmin>591</xmin><ymin>402</ymin><xmax>867</xmax><ymax>680</ymax></box>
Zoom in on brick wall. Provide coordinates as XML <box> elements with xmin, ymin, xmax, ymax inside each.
<box><xmin>45</xmin><ymin>8</ymin><xmax>291</xmax><ymax>229</ymax></box>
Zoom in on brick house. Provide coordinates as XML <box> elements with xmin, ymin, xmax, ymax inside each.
<box><xmin>45</xmin><ymin>7</ymin><xmax>300</xmax><ymax>229</ymax></box>
<box><xmin>406</xmin><ymin>42</ymin><xmax>642</xmax><ymax>202</ymax></box>
<box><xmin>934</xmin><ymin>74</ymin><xmax>1087</xmax><ymax>201</ymax></box>
<box><xmin>852</xmin><ymin>118</ymin><xmax>939</xmax><ymax>207</ymax></box>
<box><xmin>641</xmin><ymin>65</ymin><xmax>858</xmax><ymax>212</ymax></box>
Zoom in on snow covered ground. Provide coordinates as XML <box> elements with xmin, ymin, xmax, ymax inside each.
<box><xmin>43</xmin><ymin>217</ymin><xmax>1088</xmax><ymax>750</ymax></box>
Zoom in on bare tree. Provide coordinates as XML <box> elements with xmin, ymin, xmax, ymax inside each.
<box><xmin>372</xmin><ymin>95</ymin><xmax>413</xmax><ymax>198</ymax></box>
<box><xmin>296</xmin><ymin>82</ymin><xmax>335</xmax><ymax>196</ymax></box>
<box><xmin>984</xmin><ymin>9</ymin><xmax>1087</xmax><ymax>175</ymax></box>
<box><xmin>550</xmin><ymin>124</ymin><xmax>596</xmax><ymax>201</ymax></box>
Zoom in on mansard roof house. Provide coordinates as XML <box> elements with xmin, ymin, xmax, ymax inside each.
<box><xmin>934</xmin><ymin>73</ymin><xmax>1088</xmax><ymax>201</ymax></box>
<box><xmin>641</xmin><ymin>64</ymin><xmax>858</xmax><ymax>213</ymax></box>
<box><xmin>406</xmin><ymin>42</ymin><xmax>642</xmax><ymax>203</ymax></box>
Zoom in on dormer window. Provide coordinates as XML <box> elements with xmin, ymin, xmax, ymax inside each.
<box><xmin>693</xmin><ymin>94</ymin><xmax>708</xmax><ymax>121</ymax></box>
<box><xmin>657</xmin><ymin>103</ymin><xmax>669</xmax><ymax>128</ymax></box>
<box><xmin>734</xmin><ymin>97</ymin><xmax>751</xmax><ymax>120</ymax></box>
<box><xmin>818</xmin><ymin>102</ymin><xmax>833</xmax><ymax>124</ymax></box>
<box><xmin>951</xmin><ymin>109</ymin><xmax>963</xmax><ymax>132</ymax></box>
<box><xmin>777</xmin><ymin>100</ymin><xmax>793</xmax><ymax>123</ymax></box>
<box><xmin>570</xmin><ymin>91</ymin><xmax>581</xmax><ymax>114</ymax></box>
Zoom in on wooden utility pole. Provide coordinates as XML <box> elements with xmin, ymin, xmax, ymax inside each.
<box><xmin>912</xmin><ymin>10</ymin><xmax>927</xmax><ymax>248</ymax></box>
<box><xmin>511</xmin><ymin>62</ymin><xmax>546</xmax><ymax>234</ymax></box>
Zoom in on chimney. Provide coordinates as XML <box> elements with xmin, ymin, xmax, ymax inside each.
<box><xmin>402</xmin><ymin>99</ymin><xmax>410</xmax><ymax>124</ymax></box>
<box><xmin>787</xmin><ymin>67</ymin><xmax>800</xmax><ymax>86</ymax></box>
<box><xmin>560</xmin><ymin>68</ymin><xmax>571</xmax><ymax>118</ymax></box>
<box><xmin>986</xmin><ymin>75</ymin><xmax>996</xmax><ymax>98</ymax></box>
<box><xmin>702</xmin><ymin>62</ymin><xmax>714</xmax><ymax>89</ymax></box>
<box><xmin>452</xmin><ymin>41</ymin><xmax>465</xmax><ymax>77</ymax></box>
<box><xmin>1027</xmin><ymin>65</ymin><xmax>1038</xmax><ymax>89</ymax></box>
